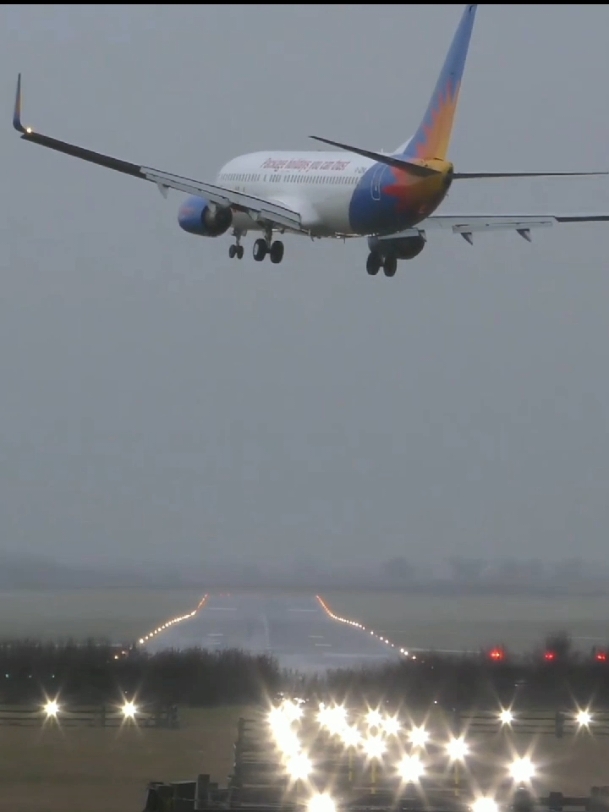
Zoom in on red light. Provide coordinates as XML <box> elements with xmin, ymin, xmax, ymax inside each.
<box><xmin>544</xmin><ymin>651</ymin><xmax>556</xmax><ymax>661</ymax></box>
<box><xmin>596</xmin><ymin>652</ymin><xmax>607</xmax><ymax>662</ymax></box>
<box><xmin>489</xmin><ymin>648</ymin><xmax>505</xmax><ymax>661</ymax></box>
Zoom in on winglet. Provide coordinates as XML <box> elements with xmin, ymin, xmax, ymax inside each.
<box><xmin>13</xmin><ymin>73</ymin><xmax>26</xmax><ymax>133</ymax></box>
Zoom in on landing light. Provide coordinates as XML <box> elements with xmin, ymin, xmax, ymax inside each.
<box><xmin>576</xmin><ymin>710</ymin><xmax>592</xmax><ymax>727</ymax></box>
<box><xmin>499</xmin><ymin>709</ymin><xmax>514</xmax><ymax>725</ymax></box>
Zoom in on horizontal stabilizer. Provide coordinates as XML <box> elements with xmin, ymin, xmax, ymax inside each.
<box><xmin>454</xmin><ymin>170</ymin><xmax>608</xmax><ymax>179</ymax></box>
<box><xmin>309</xmin><ymin>136</ymin><xmax>441</xmax><ymax>177</ymax></box>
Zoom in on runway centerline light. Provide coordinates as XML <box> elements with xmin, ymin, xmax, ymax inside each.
<box><xmin>446</xmin><ymin>736</ymin><xmax>469</xmax><ymax>762</ymax></box>
<box><xmin>307</xmin><ymin>793</ymin><xmax>336</xmax><ymax>812</ymax></box>
<box><xmin>472</xmin><ymin>797</ymin><xmax>499</xmax><ymax>812</ymax></box>
<box><xmin>44</xmin><ymin>700</ymin><xmax>59</xmax><ymax>717</ymax></box>
<box><xmin>509</xmin><ymin>756</ymin><xmax>535</xmax><ymax>783</ymax></box>
<box><xmin>398</xmin><ymin>754</ymin><xmax>425</xmax><ymax>783</ymax></box>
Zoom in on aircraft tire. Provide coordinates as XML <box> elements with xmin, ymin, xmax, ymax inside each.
<box><xmin>253</xmin><ymin>238</ymin><xmax>268</xmax><ymax>262</ymax></box>
<box><xmin>366</xmin><ymin>252</ymin><xmax>381</xmax><ymax>276</ymax></box>
<box><xmin>270</xmin><ymin>240</ymin><xmax>284</xmax><ymax>264</ymax></box>
<box><xmin>383</xmin><ymin>255</ymin><xmax>398</xmax><ymax>277</ymax></box>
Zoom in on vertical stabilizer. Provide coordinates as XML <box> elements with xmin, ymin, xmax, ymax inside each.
<box><xmin>401</xmin><ymin>4</ymin><xmax>477</xmax><ymax>161</ymax></box>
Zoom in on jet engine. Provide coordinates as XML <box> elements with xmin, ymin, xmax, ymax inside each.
<box><xmin>178</xmin><ymin>195</ymin><xmax>233</xmax><ymax>237</ymax></box>
<box><xmin>368</xmin><ymin>233</ymin><xmax>427</xmax><ymax>261</ymax></box>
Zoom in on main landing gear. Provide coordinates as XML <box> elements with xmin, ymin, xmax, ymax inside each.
<box><xmin>366</xmin><ymin>252</ymin><xmax>397</xmax><ymax>278</ymax></box>
<box><xmin>228</xmin><ymin>243</ymin><xmax>244</xmax><ymax>259</ymax></box>
<box><xmin>253</xmin><ymin>230</ymin><xmax>284</xmax><ymax>264</ymax></box>
<box><xmin>228</xmin><ymin>230</ymin><xmax>244</xmax><ymax>260</ymax></box>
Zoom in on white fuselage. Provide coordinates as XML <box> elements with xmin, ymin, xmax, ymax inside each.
<box><xmin>216</xmin><ymin>150</ymin><xmax>375</xmax><ymax>237</ymax></box>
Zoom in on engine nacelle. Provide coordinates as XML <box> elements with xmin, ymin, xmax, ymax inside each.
<box><xmin>368</xmin><ymin>233</ymin><xmax>427</xmax><ymax>261</ymax></box>
<box><xmin>178</xmin><ymin>195</ymin><xmax>233</xmax><ymax>237</ymax></box>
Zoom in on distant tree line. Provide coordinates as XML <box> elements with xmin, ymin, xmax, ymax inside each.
<box><xmin>2</xmin><ymin>632</ymin><xmax>609</xmax><ymax>708</ymax></box>
<box><xmin>0</xmin><ymin>641</ymin><xmax>281</xmax><ymax>706</ymax></box>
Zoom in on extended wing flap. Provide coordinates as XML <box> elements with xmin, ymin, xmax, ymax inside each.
<box><xmin>13</xmin><ymin>75</ymin><xmax>303</xmax><ymax>233</ymax></box>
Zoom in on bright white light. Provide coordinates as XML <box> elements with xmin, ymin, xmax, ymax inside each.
<box><xmin>341</xmin><ymin>726</ymin><xmax>362</xmax><ymax>748</ymax></box>
<box><xmin>509</xmin><ymin>757</ymin><xmax>535</xmax><ymax>783</ymax></box>
<box><xmin>282</xmin><ymin>700</ymin><xmax>303</xmax><ymax>723</ymax></box>
<box><xmin>122</xmin><ymin>701</ymin><xmax>138</xmax><ymax>719</ymax></box>
<box><xmin>382</xmin><ymin>716</ymin><xmax>401</xmax><ymax>737</ymax></box>
<box><xmin>307</xmin><ymin>794</ymin><xmax>336</xmax><ymax>812</ymax></box>
<box><xmin>44</xmin><ymin>700</ymin><xmax>59</xmax><ymax>717</ymax></box>
<box><xmin>499</xmin><ymin>709</ymin><xmax>514</xmax><ymax>725</ymax></box>
<box><xmin>363</xmin><ymin>736</ymin><xmax>386</xmax><ymax>761</ymax></box>
<box><xmin>472</xmin><ymin>797</ymin><xmax>499</xmax><ymax>812</ymax></box>
<box><xmin>366</xmin><ymin>709</ymin><xmax>383</xmax><ymax>729</ymax></box>
<box><xmin>398</xmin><ymin>754</ymin><xmax>425</xmax><ymax>783</ymax></box>
<box><xmin>276</xmin><ymin>729</ymin><xmax>302</xmax><ymax>759</ymax></box>
<box><xmin>286</xmin><ymin>752</ymin><xmax>312</xmax><ymax>782</ymax></box>
<box><xmin>409</xmin><ymin>726</ymin><xmax>430</xmax><ymax>748</ymax></box>
<box><xmin>577</xmin><ymin>710</ymin><xmax>592</xmax><ymax>727</ymax></box>
<box><xmin>446</xmin><ymin>737</ymin><xmax>469</xmax><ymax>761</ymax></box>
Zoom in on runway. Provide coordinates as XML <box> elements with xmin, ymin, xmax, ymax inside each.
<box><xmin>140</xmin><ymin>593</ymin><xmax>402</xmax><ymax>672</ymax></box>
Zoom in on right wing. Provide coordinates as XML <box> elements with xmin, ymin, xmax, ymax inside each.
<box><xmin>378</xmin><ymin>213</ymin><xmax>609</xmax><ymax>245</ymax></box>
<box><xmin>12</xmin><ymin>74</ymin><xmax>303</xmax><ymax>233</ymax></box>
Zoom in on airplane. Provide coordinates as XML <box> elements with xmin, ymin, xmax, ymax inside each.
<box><xmin>12</xmin><ymin>4</ymin><xmax>609</xmax><ymax>278</ymax></box>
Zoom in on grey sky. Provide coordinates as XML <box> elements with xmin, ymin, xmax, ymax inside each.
<box><xmin>1</xmin><ymin>4</ymin><xmax>609</xmax><ymax>573</ymax></box>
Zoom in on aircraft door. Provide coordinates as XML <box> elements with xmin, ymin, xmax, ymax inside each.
<box><xmin>371</xmin><ymin>164</ymin><xmax>386</xmax><ymax>201</ymax></box>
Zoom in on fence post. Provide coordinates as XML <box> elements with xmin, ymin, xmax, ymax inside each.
<box><xmin>555</xmin><ymin>710</ymin><xmax>565</xmax><ymax>739</ymax></box>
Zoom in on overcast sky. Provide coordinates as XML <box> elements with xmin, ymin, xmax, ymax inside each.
<box><xmin>1</xmin><ymin>4</ymin><xmax>609</xmax><ymax>573</ymax></box>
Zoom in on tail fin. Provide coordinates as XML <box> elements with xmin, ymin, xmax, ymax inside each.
<box><xmin>401</xmin><ymin>4</ymin><xmax>477</xmax><ymax>161</ymax></box>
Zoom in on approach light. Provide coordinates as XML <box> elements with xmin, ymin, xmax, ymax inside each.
<box><xmin>282</xmin><ymin>700</ymin><xmax>304</xmax><ymax>723</ymax></box>
<box><xmin>44</xmin><ymin>699</ymin><xmax>59</xmax><ymax>717</ymax></box>
<box><xmin>499</xmin><ymin>709</ymin><xmax>514</xmax><ymax>725</ymax></box>
<box><xmin>508</xmin><ymin>756</ymin><xmax>535</xmax><ymax>783</ymax></box>
<box><xmin>366</xmin><ymin>709</ymin><xmax>383</xmax><ymax>729</ymax></box>
<box><xmin>122</xmin><ymin>701</ymin><xmax>138</xmax><ymax>719</ymax></box>
<box><xmin>276</xmin><ymin>729</ymin><xmax>302</xmax><ymax>759</ymax></box>
<box><xmin>576</xmin><ymin>710</ymin><xmax>592</xmax><ymax>727</ymax></box>
<box><xmin>446</xmin><ymin>736</ymin><xmax>469</xmax><ymax>762</ymax></box>
<box><xmin>409</xmin><ymin>726</ymin><xmax>430</xmax><ymax>747</ymax></box>
<box><xmin>341</xmin><ymin>726</ymin><xmax>362</xmax><ymax>748</ymax></box>
<box><xmin>363</xmin><ymin>735</ymin><xmax>386</xmax><ymax>761</ymax></box>
<box><xmin>286</xmin><ymin>752</ymin><xmax>312</xmax><ymax>782</ymax></box>
<box><xmin>398</xmin><ymin>754</ymin><xmax>425</xmax><ymax>783</ymax></box>
<box><xmin>382</xmin><ymin>716</ymin><xmax>401</xmax><ymax>737</ymax></box>
<box><xmin>472</xmin><ymin>797</ymin><xmax>499</xmax><ymax>812</ymax></box>
<box><xmin>307</xmin><ymin>794</ymin><xmax>336</xmax><ymax>812</ymax></box>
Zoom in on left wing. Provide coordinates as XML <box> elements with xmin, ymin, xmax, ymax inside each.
<box><xmin>378</xmin><ymin>214</ymin><xmax>609</xmax><ymax>245</ymax></box>
<box><xmin>12</xmin><ymin>75</ymin><xmax>303</xmax><ymax>233</ymax></box>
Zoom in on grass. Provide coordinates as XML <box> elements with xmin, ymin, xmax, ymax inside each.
<box><xmin>0</xmin><ymin>705</ymin><xmax>247</xmax><ymax>812</ymax></box>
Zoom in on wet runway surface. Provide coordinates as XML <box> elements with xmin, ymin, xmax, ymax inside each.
<box><xmin>141</xmin><ymin>593</ymin><xmax>401</xmax><ymax>672</ymax></box>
